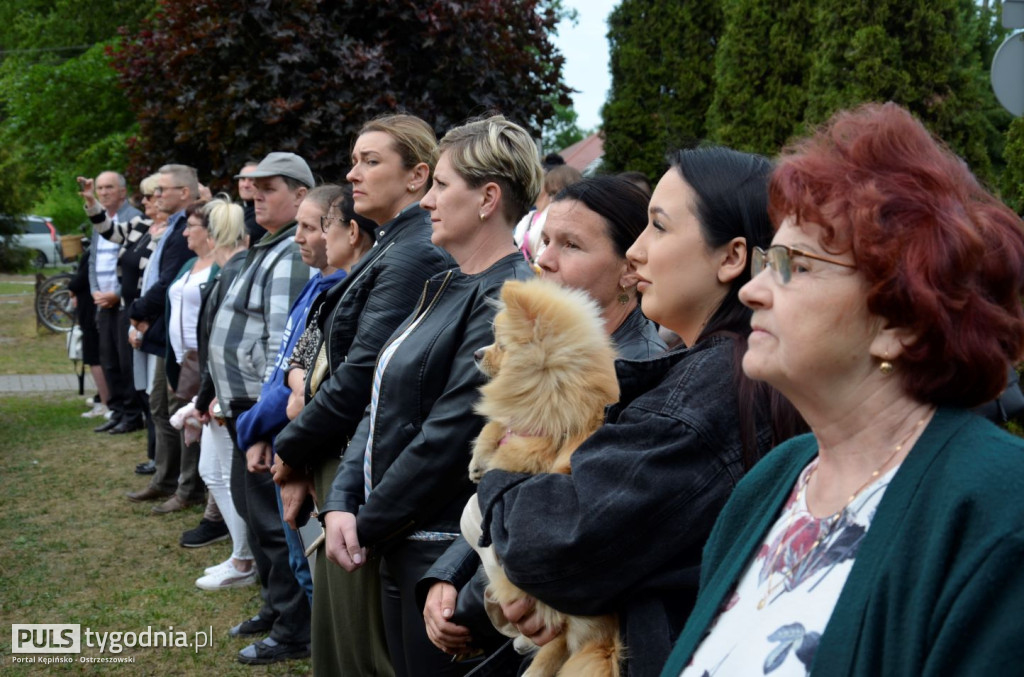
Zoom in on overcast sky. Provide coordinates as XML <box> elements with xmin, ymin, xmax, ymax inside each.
<box><xmin>551</xmin><ymin>0</ymin><xmax>620</xmax><ymax>131</ymax></box>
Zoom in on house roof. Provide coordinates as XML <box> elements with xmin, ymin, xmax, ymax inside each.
<box><xmin>559</xmin><ymin>133</ymin><xmax>604</xmax><ymax>174</ymax></box>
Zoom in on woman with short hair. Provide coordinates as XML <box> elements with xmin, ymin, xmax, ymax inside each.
<box><xmin>320</xmin><ymin>114</ymin><xmax>539</xmax><ymax>677</ymax></box>
<box><xmin>664</xmin><ymin>103</ymin><xmax>1024</xmax><ymax>676</ymax></box>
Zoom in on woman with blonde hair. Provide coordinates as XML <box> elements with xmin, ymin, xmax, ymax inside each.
<box><xmin>273</xmin><ymin>114</ymin><xmax>453</xmax><ymax>676</ymax></box>
<box><xmin>319</xmin><ymin>114</ymin><xmax>538</xmax><ymax>676</ymax></box>
<box><xmin>191</xmin><ymin>197</ymin><xmax>254</xmax><ymax>588</ymax></box>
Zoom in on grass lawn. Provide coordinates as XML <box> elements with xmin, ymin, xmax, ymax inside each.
<box><xmin>0</xmin><ymin>273</ymin><xmax>77</xmax><ymax>375</ymax></box>
<box><xmin>0</xmin><ymin>282</ymin><xmax>312</xmax><ymax>674</ymax></box>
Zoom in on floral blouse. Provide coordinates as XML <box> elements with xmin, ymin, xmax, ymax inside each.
<box><xmin>681</xmin><ymin>459</ymin><xmax>898</xmax><ymax>676</ymax></box>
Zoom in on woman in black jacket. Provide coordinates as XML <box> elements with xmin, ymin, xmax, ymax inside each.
<box><xmin>461</xmin><ymin>148</ymin><xmax>803</xmax><ymax>677</ymax></box>
<box><xmin>272</xmin><ymin>114</ymin><xmax>452</xmax><ymax>677</ymax></box>
<box><xmin>319</xmin><ymin>115</ymin><xmax>540</xmax><ymax>677</ymax></box>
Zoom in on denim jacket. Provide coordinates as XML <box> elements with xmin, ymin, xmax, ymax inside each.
<box><xmin>474</xmin><ymin>336</ymin><xmax>772</xmax><ymax>677</ymax></box>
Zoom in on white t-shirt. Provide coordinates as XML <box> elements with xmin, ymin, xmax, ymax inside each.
<box><xmin>167</xmin><ymin>266</ymin><xmax>207</xmax><ymax>363</ymax></box>
<box><xmin>681</xmin><ymin>460</ymin><xmax>898</xmax><ymax>677</ymax></box>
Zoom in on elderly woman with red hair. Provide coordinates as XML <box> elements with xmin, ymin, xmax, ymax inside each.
<box><xmin>662</xmin><ymin>103</ymin><xmax>1024</xmax><ymax>677</ymax></box>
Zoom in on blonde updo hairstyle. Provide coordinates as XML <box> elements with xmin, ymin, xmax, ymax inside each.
<box><xmin>204</xmin><ymin>195</ymin><xmax>246</xmax><ymax>249</ymax></box>
<box><xmin>357</xmin><ymin>114</ymin><xmax>438</xmax><ymax>190</ymax></box>
<box><xmin>438</xmin><ymin>115</ymin><xmax>543</xmax><ymax>224</ymax></box>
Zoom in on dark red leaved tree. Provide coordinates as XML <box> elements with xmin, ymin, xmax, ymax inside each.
<box><xmin>109</xmin><ymin>0</ymin><xmax>570</xmax><ymax>187</ymax></box>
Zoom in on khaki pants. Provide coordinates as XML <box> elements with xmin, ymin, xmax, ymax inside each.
<box><xmin>312</xmin><ymin>457</ymin><xmax>394</xmax><ymax>676</ymax></box>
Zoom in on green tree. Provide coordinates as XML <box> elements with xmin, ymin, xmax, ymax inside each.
<box><xmin>543</xmin><ymin>99</ymin><xmax>589</xmax><ymax>152</ymax></box>
<box><xmin>0</xmin><ymin>0</ymin><xmax>151</xmax><ymax>230</ymax></box>
<box><xmin>601</xmin><ymin>0</ymin><xmax>722</xmax><ymax>179</ymax></box>
<box><xmin>0</xmin><ymin>147</ymin><xmax>33</xmax><ymax>270</ymax></box>
<box><xmin>110</xmin><ymin>0</ymin><xmax>571</xmax><ymax>188</ymax></box>
<box><xmin>804</xmin><ymin>0</ymin><xmax>997</xmax><ymax>181</ymax></box>
<box><xmin>1001</xmin><ymin>117</ymin><xmax>1024</xmax><ymax>213</ymax></box>
<box><xmin>706</xmin><ymin>0</ymin><xmax>813</xmax><ymax>155</ymax></box>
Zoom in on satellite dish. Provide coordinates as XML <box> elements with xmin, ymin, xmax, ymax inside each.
<box><xmin>992</xmin><ymin>32</ymin><xmax>1024</xmax><ymax>117</ymax></box>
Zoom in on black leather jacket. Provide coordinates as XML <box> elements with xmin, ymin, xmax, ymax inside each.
<box><xmin>321</xmin><ymin>253</ymin><xmax>534</xmax><ymax>551</ymax></box>
<box><xmin>274</xmin><ymin>205</ymin><xmax>453</xmax><ymax>471</ymax></box>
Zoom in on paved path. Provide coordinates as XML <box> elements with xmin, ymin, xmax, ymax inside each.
<box><xmin>0</xmin><ymin>372</ymin><xmax>95</xmax><ymax>394</ymax></box>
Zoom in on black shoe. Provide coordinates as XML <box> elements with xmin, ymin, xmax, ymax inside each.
<box><xmin>109</xmin><ymin>420</ymin><xmax>145</xmax><ymax>435</ymax></box>
<box><xmin>135</xmin><ymin>460</ymin><xmax>156</xmax><ymax>475</ymax></box>
<box><xmin>237</xmin><ymin>638</ymin><xmax>310</xmax><ymax>665</ymax></box>
<box><xmin>229</xmin><ymin>615</ymin><xmax>274</xmax><ymax>638</ymax></box>
<box><xmin>94</xmin><ymin>418</ymin><xmax>121</xmax><ymax>433</ymax></box>
<box><xmin>180</xmin><ymin>518</ymin><xmax>230</xmax><ymax>548</ymax></box>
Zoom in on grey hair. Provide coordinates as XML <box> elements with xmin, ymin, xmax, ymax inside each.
<box><xmin>158</xmin><ymin>164</ymin><xmax>199</xmax><ymax>196</ymax></box>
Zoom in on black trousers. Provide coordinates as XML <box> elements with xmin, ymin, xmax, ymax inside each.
<box><xmin>226</xmin><ymin>413</ymin><xmax>310</xmax><ymax>645</ymax></box>
<box><xmin>96</xmin><ymin>306</ymin><xmax>142</xmax><ymax>424</ymax></box>
<box><xmin>381</xmin><ymin>539</ymin><xmax>474</xmax><ymax>677</ymax></box>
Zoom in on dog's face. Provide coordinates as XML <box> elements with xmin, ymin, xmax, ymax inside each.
<box><xmin>474</xmin><ymin>278</ymin><xmax>620</xmax><ymax>436</ymax></box>
<box><xmin>474</xmin><ymin>314</ymin><xmax>513</xmax><ymax>379</ymax></box>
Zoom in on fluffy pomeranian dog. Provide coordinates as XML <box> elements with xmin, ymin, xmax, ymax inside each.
<box><xmin>465</xmin><ymin>277</ymin><xmax>623</xmax><ymax>677</ymax></box>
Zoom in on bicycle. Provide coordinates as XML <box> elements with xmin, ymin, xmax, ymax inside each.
<box><xmin>35</xmin><ymin>271</ymin><xmax>75</xmax><ymax>333</ymax></box>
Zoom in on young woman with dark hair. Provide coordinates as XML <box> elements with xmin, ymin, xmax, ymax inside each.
<box><xmin>445</xmin><ymin>147</ymin><xmax>803</xmax><ymax>677</ymax></box>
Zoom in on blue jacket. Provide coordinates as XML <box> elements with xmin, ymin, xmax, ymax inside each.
<box><xmin>236</xmin><ymin>268</ymin><xmax>345</xmax><ymax>451</ymax></box>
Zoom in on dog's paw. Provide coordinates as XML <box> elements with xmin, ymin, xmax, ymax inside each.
<box><xmin>468</xmin><ymin>458</ymin><xmax>487</xmax><ymax>483</ymax></box>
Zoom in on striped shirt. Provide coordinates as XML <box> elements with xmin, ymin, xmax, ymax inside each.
<box><xmin>207</xmin><ymin>223</ymin><xmax>313</xmax><ymax>417</ymax></box>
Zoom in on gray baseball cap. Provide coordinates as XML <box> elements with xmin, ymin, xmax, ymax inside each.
<box><xmin>235</xmin><ymin>152</ymin><xmax>314</xmax><ymax>188</ymax></box>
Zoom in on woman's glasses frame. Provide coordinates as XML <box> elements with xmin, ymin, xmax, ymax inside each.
<box><xmin>751</xmin><ymin>245</ymin><xmax>856</xmax><ymax>284</ymax></box>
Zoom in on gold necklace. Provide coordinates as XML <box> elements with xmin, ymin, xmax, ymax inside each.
<box><xmin>756</xmin><ymin>415</ymin><xmax>928</xmax><ymax>610</ymax></box>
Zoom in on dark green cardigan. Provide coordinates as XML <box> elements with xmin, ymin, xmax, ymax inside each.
<box><xmin>661</xmin><ymin>407</ymin><xmax>1024</xmax><ymax>676</ymax></box>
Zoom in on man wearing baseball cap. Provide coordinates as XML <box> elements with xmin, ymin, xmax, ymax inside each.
<box><xmin>209</xmin><ymin>151</ymin><xmax>316</xmax><ymax>664</ymax></box>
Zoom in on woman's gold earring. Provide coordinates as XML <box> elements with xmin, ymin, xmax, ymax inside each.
<box><xmin>479</xmin><ymin>212</ymin><xmax>485</xmax><ymax>222</ymax></box>
<box><xmin>618</xmin><ymin>285</ymin><xmax>630</xmax><ymax>305</ymax></box>
<box><xmin>879</xmin><ymin>352</ymin><xmax>894</xmax><ymax>375</ymax></box>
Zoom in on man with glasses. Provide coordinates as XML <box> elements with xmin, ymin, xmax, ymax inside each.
<box><xmin>208</xmin><ymin>151</ymin><xmax>316</xmax><ymax>665</ymax></box>
<box><xmin>126</xmin><ymin>164</ymin><xmax>206</xmax><ymax>516</ymax></box>
<box><xmin>89</xmin><ymin>171</ymin><xmax>144</xmax><ymax>435</ymax></box>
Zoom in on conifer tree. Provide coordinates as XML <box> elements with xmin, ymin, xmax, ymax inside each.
<box><xmin>804</xmin><ymin>0</ymin><xmax>995</xmax><ymax>179</ymax></box>
<box><xmin>601</xmin><ymin>0</ymin><xmax>722</xmax><ymax>178</ymax></box>
<box><xmin>706</xmin><ymin>0</ymin><xmax>813</xmax><ymax>155</ymax></box>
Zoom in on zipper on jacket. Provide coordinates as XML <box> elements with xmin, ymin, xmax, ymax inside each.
<box><xmin>325</xmin><ymin>242</ymin><xmax>395</xmax><ymax>369</ymax></box>
<box><xmin>366</xmin><ymin>269</ymin><xmax>454</xmax><ymax>485</ymax></box>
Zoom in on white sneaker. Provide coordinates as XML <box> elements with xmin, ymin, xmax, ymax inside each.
<box><xmin>203</xmin><ymin>558</ymin><xmax>234</xmax><ymax>575</ymax></box>
<box><xmin>104</xmin><ymin>409</ymin><xmax>113</xmax><ymax>420</ymax></box>
<box><xmin>196</xmin><ymin>562</ymin><xmax>257</xmax><ymax>590</ymax></box>
<box><xmin>81</xmin><ymin>403</ymin><xmax>110</xmax><ymax>419</ymax></box>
